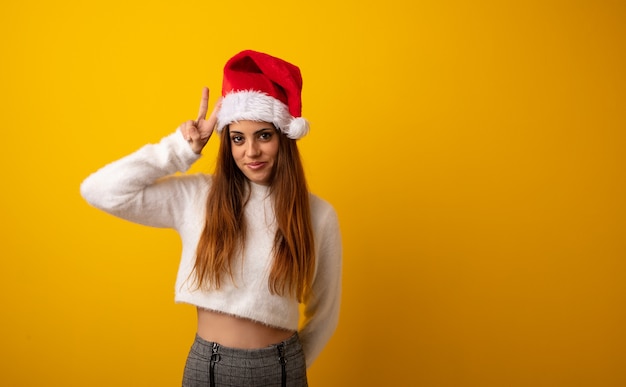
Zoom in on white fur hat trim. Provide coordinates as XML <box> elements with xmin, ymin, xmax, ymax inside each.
<box><xmin>217</xmin><ymin>90</ymin><xmax>309</xmax><ymax>140</ymax></box>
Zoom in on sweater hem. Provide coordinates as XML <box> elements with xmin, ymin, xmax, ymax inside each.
<box><xmin>174</xmin><ymin>296</ymin><xmax>299</xmax><ymax>331</ymax></box>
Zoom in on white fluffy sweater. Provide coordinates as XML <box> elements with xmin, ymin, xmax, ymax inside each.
<box><xmin>80</xmin><ymin>130</ymin><xmax>342</xmax><ymax>367</ymax></box>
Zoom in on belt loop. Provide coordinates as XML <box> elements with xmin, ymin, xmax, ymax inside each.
<box><xmin>277</xmin><ymin>342</ymin><xmax>287</xmax><ymax>387</ymax></box>
<box><xmin>210</xmin><ymin>342</ymin><xmax>221</xmax><ymax>387</ymax></box>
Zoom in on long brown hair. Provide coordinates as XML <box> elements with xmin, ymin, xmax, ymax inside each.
<box><xmin>193</xmin><ymin>125</ymin><xmax>315</xmax><ymax>301</ymax></box>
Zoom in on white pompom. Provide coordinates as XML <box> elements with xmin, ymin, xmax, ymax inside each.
<box><xmin>286</xmin><ymin>117</ymin><xmax>310</xmax><ymax>139</ymax></box>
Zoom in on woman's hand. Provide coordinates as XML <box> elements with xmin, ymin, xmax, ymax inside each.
<box><xmin>180</xmin><ymin>87</ymin><xmax>220</xmax><ymax>154</ymax></box>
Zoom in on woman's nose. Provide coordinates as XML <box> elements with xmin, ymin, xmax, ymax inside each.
<box><xmin>246</xmin><ymin>141</ymin><xmax>261</xmax><ymax>157</ymax></box>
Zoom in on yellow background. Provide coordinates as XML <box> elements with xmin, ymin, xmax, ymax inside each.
<box><xmin>1</xmin><ymin>0</ymin><xmax>624</xmax><ymax>386</ymax></box>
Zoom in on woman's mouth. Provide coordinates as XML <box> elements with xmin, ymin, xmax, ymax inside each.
<box><xmin>246</xmin><ymin>162</ymin><xmax>266</xmax><ymax>170</ymax></box>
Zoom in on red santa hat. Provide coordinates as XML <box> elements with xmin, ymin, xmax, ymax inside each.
<box><xmin>216</xmin><ymin>50</ymin><xmax>310</xmax><ymax>140</ymax></box>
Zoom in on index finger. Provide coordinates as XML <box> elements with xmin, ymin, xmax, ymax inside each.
<box><xmin>196</xmin><ymin>86</ymin><xmax>209</xmax><ymax>122</ymax></box>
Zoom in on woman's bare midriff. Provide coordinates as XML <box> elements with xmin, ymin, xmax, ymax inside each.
<box><xmin>196</xmin><ymin>307</ymin><xmax>295</xmax><ymax>349</ymax></box>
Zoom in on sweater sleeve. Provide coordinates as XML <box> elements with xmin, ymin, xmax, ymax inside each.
<box><xmin>299</xmin><ymin>201</ymin><xmax>343</xmax><ymax>368</ymax></box>
<box><xmin>80</xmin><ymin>129</ymin><xmax>203</xmax><ymax>229</ymax></box>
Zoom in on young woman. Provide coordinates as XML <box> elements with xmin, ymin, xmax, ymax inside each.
<box><xmin>80</xmin><ymin>50</ymin><xmax>342</xmax><ymax>387</ymax></box>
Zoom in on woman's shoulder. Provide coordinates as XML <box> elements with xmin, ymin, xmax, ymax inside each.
<box><xmin>158</xmin><ymin>172</ymin><xmax>213</xmax><ymax>197</ymax></box>
<box><xmin>175</xmin><ymin>172</ymin><xmax>213</xmax><ymax>184</ymax></box>
<box><xmin>308</xmin><ymin>192</ymin><xmax>339</xmax><ymax>224</ymax></box>
<box><xmin>309</xmin><ymin>192</ymin><xmax>334</xmax><ymax>209</ymax></box>
<box><xmin>159</xmin><ymin>172</ymin><xmax>211</xmax><ymax>184</ymax></box>
<box><xmin>308</xmin><ymin>193</ymin><xmax>342</xmax><ymax>250</ymax></box>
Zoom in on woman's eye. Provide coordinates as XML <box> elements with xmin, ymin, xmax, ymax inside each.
<box><xmin>231</xmin><ymin>136</ymin><xmax>244</xmax><ymax>144</ymax></box>
<box><xmin>259</xmin><ymin>132</ymin><xmax>272</xmax><ymax>141</ymax></box>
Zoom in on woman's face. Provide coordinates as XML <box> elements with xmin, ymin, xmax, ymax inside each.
<box><xmin>229</xmin><ymin>120</ymin><xmax>280</xmax><ymax>186</ymax></box>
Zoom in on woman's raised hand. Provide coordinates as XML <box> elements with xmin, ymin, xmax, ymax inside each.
<box><xmin>181</xmin><ymin>87</ymin><xmax>220</xmax><ymax>154</ymax></box>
